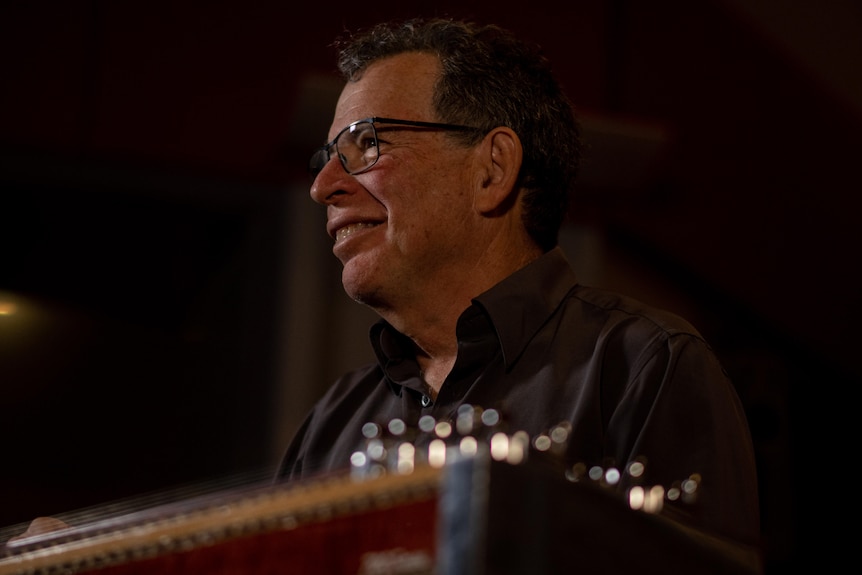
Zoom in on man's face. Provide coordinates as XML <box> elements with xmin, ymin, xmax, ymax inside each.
<box><xmin>310</xmin><ymin>53</ymin><xmax>481</xmax><ymax>311</ymax></box>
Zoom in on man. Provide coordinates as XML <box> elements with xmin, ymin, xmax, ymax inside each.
<box><xmin>6</xmin><ymin>18</ymin><xmax>759</xmax><ymax>572</ymax></box>
<box><xmin>278</xmin><ymin>15</ymin><xmax>760</xmax><ymax>557</ymax></box>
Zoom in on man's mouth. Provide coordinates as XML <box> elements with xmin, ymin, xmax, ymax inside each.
<box><xmin>335</xmin><ymin>222</ymin><xmax>379</xmax><ymax>243</ymax></box>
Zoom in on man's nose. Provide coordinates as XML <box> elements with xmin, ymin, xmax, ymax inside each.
<box><xmin>309</xmin><ymin>155</ymin><xmax>348</xmax><ymax>205</ymax></box>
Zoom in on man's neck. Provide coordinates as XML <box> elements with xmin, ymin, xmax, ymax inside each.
<box><xmin>374</xmin><ymin>245</ymin><xmax>543</xmax><ymax>393</ymax></box>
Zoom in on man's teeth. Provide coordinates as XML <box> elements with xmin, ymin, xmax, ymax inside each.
<box><xmin>336</xmin><ymin>222</ymin><xmax>377</xmax><ymax>242</ymax></box>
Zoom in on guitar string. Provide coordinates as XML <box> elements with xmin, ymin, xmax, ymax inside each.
<box><xmin>2</xmin><ymin>412</ymin><xmax>559</xmax><ymax>545</ymax></box>
<box><xmin>1</xmin><ymin>465</ymin><xmax>279</xmax><ymax>545</ymax></box>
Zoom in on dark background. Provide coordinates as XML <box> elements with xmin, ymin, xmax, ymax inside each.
<box><xmin>1</xmin><ymin>1</ymin><xmax>859</xmax><ymax>572</ymax></box>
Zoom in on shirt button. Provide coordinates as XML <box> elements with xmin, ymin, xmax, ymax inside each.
<box><xmin>421</xmin><ymin>394</ymin><xmax>432</xmax><ymax>408</ymax></box>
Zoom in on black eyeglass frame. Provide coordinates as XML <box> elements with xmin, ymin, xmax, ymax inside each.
<box><xmin>308</xmin><ymin>116</ymin><xmax>483</xmax><ymax>177</ymax></box>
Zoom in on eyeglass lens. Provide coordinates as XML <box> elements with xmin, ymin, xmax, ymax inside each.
<box><xmin>309</xmin><ymin>120</ymin><xmax>379</xmax><ymax>176</ymax></box>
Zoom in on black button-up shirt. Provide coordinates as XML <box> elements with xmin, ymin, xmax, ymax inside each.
<box><xmin>277</xmin><ymin>247</ymin><xmax>760</xmax><ymax>546</ymax></box>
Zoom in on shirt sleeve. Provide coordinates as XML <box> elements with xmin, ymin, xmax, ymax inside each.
<box><xmin>606</xmin><ymin>331</ymin><xmax>760</xmax><ymax>546</ymax></box>
<box><xmin>275</xmin><ymin>407</ymin><xmax>316</xmax><ymax>482</ymax></box>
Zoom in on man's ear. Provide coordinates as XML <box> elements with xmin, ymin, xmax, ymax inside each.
<box><xmin>473</xmin><ymin>127</ymin><xmax>523</xmax><ymax>215</ymax></box>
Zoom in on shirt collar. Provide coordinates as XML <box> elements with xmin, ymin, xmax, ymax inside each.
<box><xmin>472</xmin><ymin>246</ymin><xmax>578</xmax><ymax>368</ymax></box>
<box><xmin>369</xmin><ymin>246</ymin><xmax>578</xmax><ymax>387</ymax></box>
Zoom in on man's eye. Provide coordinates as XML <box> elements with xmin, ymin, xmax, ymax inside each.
<box><xmin>356</xmin><ymin>134</ymin><xmax>378</xmax><ymax>150</ymax></box>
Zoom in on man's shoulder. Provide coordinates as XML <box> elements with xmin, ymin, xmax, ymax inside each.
<box><xmin>567</xmin><ymin>284</ymin><xmax>703</xmax><ymax>340</ymax></box>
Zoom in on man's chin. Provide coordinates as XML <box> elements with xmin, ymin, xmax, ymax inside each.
<box><xmin>345</xmin><ymin>288</ymin><xmax>387</xmax><ymax>311</ymax></box>
<box><xmin>341</xmin><ymin>269</ymin><xmax>381</xmax><ymax>307</ymax></box>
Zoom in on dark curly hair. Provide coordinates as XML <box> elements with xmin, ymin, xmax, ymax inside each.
<box><xmin>334</xmin><ymin>17</ymin><xmax>581</xmax><ymax>252</ymax></box>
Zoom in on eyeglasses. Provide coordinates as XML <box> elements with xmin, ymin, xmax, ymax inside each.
<box><xmin>308</xmin><ymin>117</ymin><xmax>483</xmax><ymax>177</ymax></box>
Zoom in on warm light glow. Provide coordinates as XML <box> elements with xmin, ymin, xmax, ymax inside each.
<box><xmin>349</xmin><ymin>451</ymin><xmax>368</xmax><ymax>480</ymax></box>
<box><xmin>366</xmin><ymin>439</ymin><xmax>385</xmax><ymax>461</ymax></box>
<box><xmin>630</xmin><ymin>485</ymin><xmax>666</xmax><ymax>513</ymax></box>
<box><xmin>507</xmin><ymin>431</ymin><xmax>529</xmax><ymax>465</ymax></box>
<box><xmin>0</xmin><ymin>301</ymin><xmax>17</xmax><ymax>316</ymax></box>
<box><xmin>644</xmin><ymin>485</ymin><xmax>665</xmax><ymax>513</ymax></box>
<box><xmin>434</xmin><ymin>421</ymin><xmax>452</xmax><ymax>439</ymax></box>
<box><xmin>629</xmin><ymin>486</ymin><xmax>645</xmax><ymax>510</ymax></box>
<box><xmin>350</xmin><ymin>451</ymin><xmax>367</xmax><ymax>468</ymax></box>
<box><xmin>490</xmin><ymin>432</ymin><xmax>509</xmax><ymax>461</ymax></box>
<box><xmin>628</xmin><ymin>461</ymin><xmax>645</xmax><ymax>478</ymax></box>
<box><xmin>682</xmin><ymin>477</ymin><xmax>699</xmax><ymax>494</ymax></box>
<box><xmin>550</xmin><ymin>424</ymin><xmax>569</xmax><ymax>444</ymax></box>
<box><xmin>533</xmin><ymin>434</ymin><xmax>551</xmax><ymax>451</ymax></box>
<box><xmin>459</xmin><ymin>436</ymin><xmax>478</xmax><ymax>457</ymax></box>
<box><xmin>428</xmin><ymin>439</ymin><xmax>446</xmax><ymax>468</ymax></box>
<box><xmin>397</xmin><ymin>443</ymin><xmax>415</xmax><ymax>474</ymax></box>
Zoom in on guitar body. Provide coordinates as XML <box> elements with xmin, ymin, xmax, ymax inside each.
<box><xmin>2</xmin><ymin>419</ymin><xmax>763</xmax><ymax>575</ymax></box>
<box><xmin>1</xmin><ymin>466</ymin><xmax>440</xmax><ymax>575</ymax></box>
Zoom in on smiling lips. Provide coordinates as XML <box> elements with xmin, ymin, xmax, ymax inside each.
<box><xmin>335</xmin><ymin>222</ymin><xmax>379</xmax><ymax>243</ymax></box>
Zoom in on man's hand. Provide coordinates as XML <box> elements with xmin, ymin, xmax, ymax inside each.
<box><xmin>6</xmin><ymin>516</ymin><xmax>71</xmax><ymax>544</ymax></box>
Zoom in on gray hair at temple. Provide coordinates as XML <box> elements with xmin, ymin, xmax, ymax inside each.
<box><xmin>334</xmin><ymin>17</ymin><xmax>581</xmax><ymax>252</ymax></box>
